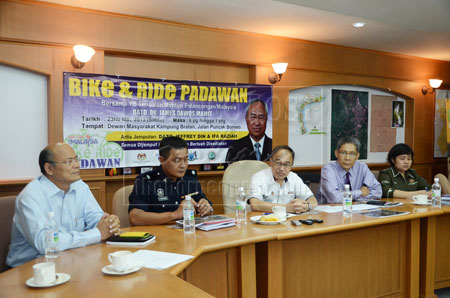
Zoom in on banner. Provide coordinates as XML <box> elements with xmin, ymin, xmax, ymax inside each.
<box><xmin>63</xmin><ymin>73</ymin><xmax>272</xmax><ymax>169</ymax></box>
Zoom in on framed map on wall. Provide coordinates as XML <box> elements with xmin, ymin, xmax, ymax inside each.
<box><xmin>288</xmin><ymin>85</ymin><xmax>405</xmax><ymax>166</ymax></box>
<box><xmin>330</xmin><ymin>89</ymin><xmax>368</xmax><ymax>160</ymax></box>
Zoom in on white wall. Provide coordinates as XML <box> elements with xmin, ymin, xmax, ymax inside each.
<box><xmin>0</xmin><ymin>64</ymin><xmax>48</xmax><ymax>179</ymax></box>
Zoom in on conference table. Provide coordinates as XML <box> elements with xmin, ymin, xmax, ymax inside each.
<box><xmin>1</xmin><ymin>200</ymin><xmax>449</xmax><ymax>298</ymax></box>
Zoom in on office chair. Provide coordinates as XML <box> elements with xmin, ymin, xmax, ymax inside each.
<box><xmin>0</xmin><ymin>196</ymin><xmax>16</xmax><ymax>272</ymax></box>
<box><xmin>112</xmin><ymin>185</ymin><xmax>133</xmax><ymax>228</ymax></box>
<box><xmin>222</xmin><ymin>160</ymin><xmax>269</xmax><ymax>214</ymax></box>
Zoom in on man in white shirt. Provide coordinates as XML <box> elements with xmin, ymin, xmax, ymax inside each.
<box><xmin>7</xmin><ymin>143</ymin><xmax>121</xmax><ymax>267</ymax></box>
<box><xmin>249</xmin><ymin>145</ymin><xmax>317</xmax><ymax>213</ymax></box>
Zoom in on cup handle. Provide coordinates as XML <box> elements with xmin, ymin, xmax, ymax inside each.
<box><xmin>412</xmin><ymin>196</ymin><xmax>416</xmax><ymax>202</ymax></box>
<box><xmin>108</xmin><ymin>253</ymin><xmax>113</xmax><ymax>264</ymax></box>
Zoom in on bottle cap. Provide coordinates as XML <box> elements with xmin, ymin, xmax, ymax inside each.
<box><xmin>344</xmin><ymin>184</ymin><xmax>350</xmax><ymax>190</ymax></box>
<box><xmin>185</xmin><ymin>195</ymin><xmax>191</xmax><ymax>201</ymax></box>
<box><xmin>48</xmin><ymin>211</ymin><xmax>54</xmax><ymax>218</ymax></box>
<box><xmin>434</xmin><ymin>178</ymin><xmax>439</xmax><ymax>182</ymax></box>
<box><xmin>239</xmin><ymin>186</ymin><xmax>244</xmax><ymax>192</ymax></box>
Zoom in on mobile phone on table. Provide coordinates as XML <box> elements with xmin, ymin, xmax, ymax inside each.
<box><xmin>291</xmin><ymin>220</ymin><xmax>302</xmax><ymax>226</ymax></box>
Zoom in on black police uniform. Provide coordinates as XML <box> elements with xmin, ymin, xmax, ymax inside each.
<box><xmin>128</xmin><ymin>166</ymin><xmax>211</xmax><ymax>213</ymax></box>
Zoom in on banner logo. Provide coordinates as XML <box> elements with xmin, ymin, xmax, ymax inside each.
<box><xmin>208</xmin><ymin>151</ymin><xmax>216</xmax><ymax>160</ymax></box>
<box><xmin>137</xmin><ymin>153</ymin><xmax>147</xmax><ymax>160</ymax></box>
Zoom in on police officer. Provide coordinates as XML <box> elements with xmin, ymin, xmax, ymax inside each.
<box><xmin>129</xmin><ymin>136</ymin><xmax>213</xmax><ymax>226</ymax></box>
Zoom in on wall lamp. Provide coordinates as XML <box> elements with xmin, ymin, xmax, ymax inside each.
<box><xmin>422</xmin><ymin>79</ymin><xmax>443</xmax><ymax>95</ymax></box>
<box><xmin>268</xmin><ymin>63</ymin><xmax>288</xmax><ymax>84</ymax></box>
<box><xmin>71</xmin><ymin>45</ymin><xmax>96</xmax><ymax>69</ymax></box>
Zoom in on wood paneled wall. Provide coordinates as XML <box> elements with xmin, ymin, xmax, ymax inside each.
<box><xmin>1</xmin><ymin>0</ymin><xmax>449</xmax><ymax>207</ymax></box>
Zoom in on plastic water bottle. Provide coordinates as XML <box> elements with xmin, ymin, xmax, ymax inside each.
<box><xmin>342</xmin><ymin>184</ymin><xmax>352</xmax><ymax>217</ymax></box>
<box><xmin>45</xmin><ymin>211</ymin><xmax>60</xmax><ymax>259</ymax></box>
<box><xmin>432</xmin><ymin>178</ymin><xmax>442</xmax><ymax>208</ymax></box>
<box><xmin>183</xmin><ymin>195</ymin><xmax>195</xmax><ymax>234</ymax></box>
<box><xmin>236</xmin><ymin>187</ymin><xmax>247</xmax><ymax>224</ymax></box>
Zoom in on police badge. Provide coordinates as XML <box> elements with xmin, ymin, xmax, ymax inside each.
<box><xmin>157</xmin><ymin>188</ymin><xmax>168</xmax><ymax>201</ymax></box>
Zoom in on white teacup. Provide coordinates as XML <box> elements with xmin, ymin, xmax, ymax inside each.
<box><xmin>33</xmin><ymin>262</ymin><xmax>56</xmax><ymax>285</ymax></box>
<box><xmin>412</xmin><ymin>194</ymin><xmax>428</xmax><ymax>205</ymax></box>
<box><xmin>272</xmin><ymin>206</ymin><xmax>287</xmax><ymax>221</ymax></box>
<box><xmin>108</xmin><ymin>251</ymin><xmax>134</xmax><ymax>272</ymax></box>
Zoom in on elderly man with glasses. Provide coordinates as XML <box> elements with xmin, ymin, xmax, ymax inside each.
<box><xmin>7</xmin><ymin>143</ymin><xmax>121</xmax><ymax>267</ymax></box>
<box><xmin>317</xmin><ymin>136</ymin><xmax>382</xmax><ymax>204</ymax></box>
<box><xmin>226</xmin><ymin>99</ymin><xmax>272</xmax><ymax>163</ymax></box>
<box><xmin>249</xmin><ymin>145</ymin><xmax>317</xmax><ymax>213</ymax></box>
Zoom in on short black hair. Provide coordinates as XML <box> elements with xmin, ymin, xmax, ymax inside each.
<box><xmin>159</xmin><ymin>136</ymin><xmax>188</xmax><ymax>159</ymax></box>
<box><xmin>336</xmin><ymin>136</ymin><xmax>361</xmax><ymax>152</ymax></box>
<box><xmin>38</xmin><ymin>147</ymin><xmax>53</xmax><ymax>175</ymax></box>
<box><xmin>387</xmin><ymin>143</ymin><xmax>414</xmax><ymax>166</ymax></box>
<box><xmin>270</xmin><ymin>145</ymin><xmax>295</xmax><ymax>161</ymax></box>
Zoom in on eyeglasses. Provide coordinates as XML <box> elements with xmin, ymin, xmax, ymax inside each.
<box><xmin>338</xmin><ymin>151</ymin><xmax>358</xmax><ymax>158</ymax></box>
<box><xmin>272</xmin><ymin>160</ymin><xmax>292</xmax><ymax>169</ymax></box>
<box><xmin>51</xmin><ymin>156</ymin><xmax>80</xmax><ymax>166</ymax></box>
<box><xmin>248</xmin><ymin>114</ymin><xmax>267</xmax><ymax>121</ymax></box>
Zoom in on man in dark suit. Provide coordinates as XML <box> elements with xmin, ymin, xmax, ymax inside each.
<box><xmin>226</xmin><ymin>99</ymin><xmax>272</xmax><ymax>163</ymax></box>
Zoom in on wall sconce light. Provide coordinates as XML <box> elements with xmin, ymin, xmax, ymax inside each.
<box><xmin>71</xmin><ymin>45</ymin><xmax>96</xmax><ymax>69</ymax></box>
<box><xmin>268</xmin><ymin>63</ymin><xmax>288</xmax><ymax>84</ymax></box>
<box><xmin>422</xmin><ymin>79</ymin><xmax>443</xmax><ymax>95</ymax></box>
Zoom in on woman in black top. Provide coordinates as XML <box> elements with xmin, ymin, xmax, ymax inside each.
<box><xmin>378</xmin><ymin>143</ymin><xmax>431</xmax><ymax>199</ymax></box>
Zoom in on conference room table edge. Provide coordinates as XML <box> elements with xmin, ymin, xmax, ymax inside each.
<box><xmin>1</xmin><ymin>199</ymin><xmax>448</xmax><ymax>298</ymax></box>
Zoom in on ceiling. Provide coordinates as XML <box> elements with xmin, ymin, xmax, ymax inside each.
<box><xmin>38</xmin><ymin>0</ymin><xmax>450</xmax><ymax>61</ymax></box>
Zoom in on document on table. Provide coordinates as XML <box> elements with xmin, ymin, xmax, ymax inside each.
<box><xmin>442</xmin><ymin>194</ymin><xmax>450</xmax><ymax>201</ymax></box>
<box><xmin>352</xmin><ymin>204</ymin><xmax>384</xmax><ymax>212</ymax></box>
<box><xmin>315</xmin><ymin>204</ymin><xmax>381</xmax><ymax>213</ymax></box>
<box><xmin>132</xmin><ymin>250</ymin><xmax>193</xmax><ymax>270</ymax></box>
<box><xmin>314</xmin><ymin>205</ymin><xmax>343</xmax><ymax>213</ymax></box>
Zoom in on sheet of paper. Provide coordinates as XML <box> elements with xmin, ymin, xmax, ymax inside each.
<box><xmin>315</xmin><ymin>204</ymin><xmax>381</xmax><ymax>213</ymax></box>
<box><xmin>132</xmin><ymin>250</ymin><xmax>193</xmax><ymax>270</ymax></box>
<box><xmin>314</xmin><ymin>206</ymin><xmax>343</xmax><ymax>213</ymax></box>
<box><xmin>197</xmin><ymin>222</ymin><xmax>236</xmax><ymax>231</ymax></box>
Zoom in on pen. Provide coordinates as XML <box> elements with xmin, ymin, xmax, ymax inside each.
<box><xmin>181</xmin><ymin>192</ymin><xmax>199</xmax><ymax>199</ymax></box>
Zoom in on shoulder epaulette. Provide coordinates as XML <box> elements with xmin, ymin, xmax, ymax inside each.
<box><xmin>185</xmin><ymin>169</ymin><xmax>197</xmax><ymax>177</ymax></box>
<box><xmin>137</xmin><ymin>169</ymin><xmax>160</xmax><ymax>180</ymax></box>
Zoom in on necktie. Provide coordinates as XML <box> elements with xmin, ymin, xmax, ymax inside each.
<box><xmin>344</xmin><ymin>172</ymin><xmax>352</xmax><ymax>191</ymax></box>
<box><xmin>254</xmin><ymin>143</ymin><xmax>261</xmax><ymax>161</ymax></box>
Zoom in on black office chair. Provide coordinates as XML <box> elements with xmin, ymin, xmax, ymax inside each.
<box><xmin>0</xmin><ymin>196</ymin><xmax>16</xmax><ymax>272</ymax></box>
<box><xmin>295</xmin><ymin>172</ymin><xmax>321</xmax><ymax>201</ymax></box>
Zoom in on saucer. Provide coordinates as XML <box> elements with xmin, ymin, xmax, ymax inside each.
<box><xmin>250</xmin><ymin>215</ymin><xmax>285</xmax><ymax>225</ymax></box>
<box><xmin>26</xmin><ymin>273</ymin><xmax>71</xmax><ymax>288</ymax></box>
<box><xmin>413</xmin><ymin>202</ymin><xmax>431</xmax><ymax>206</ymax></box>
<box><xmin>102</xmin><ymin>264</ymin><xmax>142</xmax><ymax>275</ymax></box>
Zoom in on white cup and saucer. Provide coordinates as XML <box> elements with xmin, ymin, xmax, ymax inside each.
<box><xmin>102</xmin><ymin>250</ymin><xmax>142</xmax><ymax>275</ymax></box>
<box><xmin>26</xmin><ymin>262</ymin><xmax>71</xmax><ymax>288</ymax></box>
<box><xmin>412</xmin><ymin>194</ymin><xmax>430</xmax><ymax>206</ymax></box>
<box><xmin>272</xmin><ymin>206</ymin><xmax>287</xmax><ymax>221</ymax></box>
